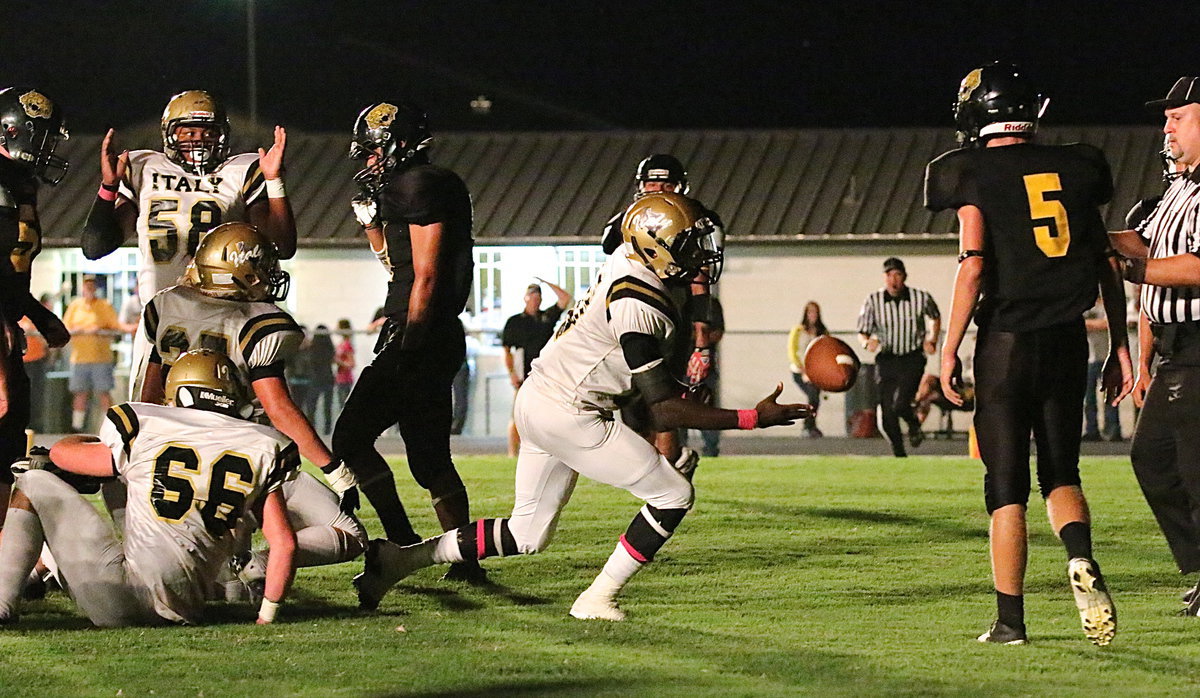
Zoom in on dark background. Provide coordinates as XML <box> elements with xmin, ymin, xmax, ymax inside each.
<box><xmin>8</xmin><ymin>1</ymin><xmax>1196</xmax><ymax>134</ymax></box>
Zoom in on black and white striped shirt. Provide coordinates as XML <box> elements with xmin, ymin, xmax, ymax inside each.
<box><xmin>857</xmin><ymin>286</ymin><xmax>940</xmax><ymax>355</ymax></box>
<box><xmin>1140</xmin><ymin>168</ymin><xmax>1200</xmax><ymax>324</ymax></box>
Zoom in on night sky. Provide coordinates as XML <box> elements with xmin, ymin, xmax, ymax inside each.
<box><xmin>9</xmin><ymin>1</ymin><xmax>1199</xmax><ymax>134</ymax></box>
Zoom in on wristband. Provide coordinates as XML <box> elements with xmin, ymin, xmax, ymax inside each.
<box><xmin>737</xmin><ymin>409</ymin><xmax>759</xmax><ymax>430</ymax></box>
<box><xmin>265</xmin><ymin>178</ymin><xmax>287</xmax><ymax>199</ymax></box>
<box><xmin>258</xmin><ymin>598</ymin><xmax>280</xmax><ymax>623</ymax></box>
<box><xmin>319</xmin><ymin>457</ymin><xmax>343</xmax><ymax>474</ymax></box>
<box><xmin>97</xmin><ymin>185</ymin><xmax>117</xmax><ymax>202</ymax></box>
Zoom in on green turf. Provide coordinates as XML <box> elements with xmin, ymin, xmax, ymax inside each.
<box><xmin>1</xmin><ymin>454</ymin><xmax>1198</xmax><ymax>697</ymax></box>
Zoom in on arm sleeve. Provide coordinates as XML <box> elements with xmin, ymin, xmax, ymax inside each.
<box><xmin>241</xmin><ymin>159</ymin><xmax>268</xmax><ymax>206</ymax></box>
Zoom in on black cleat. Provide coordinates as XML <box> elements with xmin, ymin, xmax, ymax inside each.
<box><xmin>442</xmin><ymin>560</ymin><xmax>489</xmax><ymax>585</ymax></box>
<box><xmin>977</xmin><ymin>619</ymin><xmax>1028</xmax><ymax>645</ymax></box>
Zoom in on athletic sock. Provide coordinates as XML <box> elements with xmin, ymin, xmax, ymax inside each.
<box><xmin>1058</xmin><ymin>521</ymin><xmax>1093</xmax><ymax>561</ymax></box>
<box><xmin>0</xmin><ymin>509</ymin><xmax>45</xmax><ymax>617</ymax></box>
<box><xmin>996</xmin><ymin>590</ymin><xmax>1025</xmax><ymax>629</ymax></box>
<box><xmin>596</xmin><ymin>541</ymin><xmax>645</xmax><ymax>592</ymax></box>
<box><xmin>71</xmin><ymin>410</ymin><xmax>86</xmax><ymax>431</ymax></box>
<box><xmin>431</xmin><ymin>531</ymin><xmax>465</xmax><ymax>564</ymax></box>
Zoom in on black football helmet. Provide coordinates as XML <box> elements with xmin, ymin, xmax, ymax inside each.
<box><xmin>635</xmin><ymin>154</ymin><xmax>689</xmax><ymax>195</ymax></box>
<box><xmin>954</xmin><ymin>63</ymin><xmax>1048</xmax><ymax>146</ymax></box>
<box><xmin>0</xmin><ymin>86</ymin><xmax>69</xmax><ymax>185</ymax></box>
<box><xmin>349</xmin><ymin>101</ymin><xmax>432</xmax><ymax>196</ymax></box>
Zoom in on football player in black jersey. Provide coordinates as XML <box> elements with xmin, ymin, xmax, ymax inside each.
<box><xmin>335</xmin><ymin>101</ymin><xmax>484</xmax><ymax>582</ymax></box>
<box><xmin>927</xmin><ymin>63</ymin><xmax>1132</xmax><ymax>646</ymax></box>
<box><xmin>601</xmin><ymin>155</ymin><xmax>725</xmax><ymax>473</ymax></box>
<box><xmin>0</xmin><ymin>86</ymin><xmax>72</xmax><ymax>526</ymax></box>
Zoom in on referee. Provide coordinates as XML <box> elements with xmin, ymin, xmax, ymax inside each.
<box><xmin>1113</xmin><ymin>76</ymin><xmax>1200</xmax><ymax>611</ymax></box>
<box><xmin>857</xmin><ymin>257</ymin><xmax>941</xmax><ymax>457</ymax></box>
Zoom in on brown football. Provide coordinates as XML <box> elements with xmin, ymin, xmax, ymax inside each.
<box><xmin>802</xmin><ymin>335</ymin><xmax>861</xmax><ymax>393</ymax></box>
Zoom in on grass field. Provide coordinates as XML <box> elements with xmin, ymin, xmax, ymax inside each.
<box><xmin>2</xmin><ymin>453</ymin><xmax>1200</xmax><ymax>697</ymax></box>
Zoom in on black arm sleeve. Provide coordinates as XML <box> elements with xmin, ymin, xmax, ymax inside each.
<box><xmin>81</xmin><ymin>197</ymin><xmax>124</xmax><ymax>260</ymax></box>
<box><xmin>620</xmin><ymin>332</ymin><xmax>677</xmax><ymax>405</ymax></box>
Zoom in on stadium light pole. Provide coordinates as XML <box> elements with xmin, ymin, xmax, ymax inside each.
<box><xmin>247</xmin><ymin>0</ymin><xmax>258</xmax><ymax>129</ymax></box>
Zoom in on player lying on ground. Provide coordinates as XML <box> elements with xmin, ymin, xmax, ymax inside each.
<box><xmin>0</xmin><ymin>349</ymin><xmax>297</xmax><ymax>626</ymax></box>
<box><xmin>139</xmin><ymin>223</ymin><xmax>365</xmax><ymax>595</ymax></box>
<box><xmin>354</xmin><ymin>192</ymin><xmax>811</xmax><ymax>620</ymax></box>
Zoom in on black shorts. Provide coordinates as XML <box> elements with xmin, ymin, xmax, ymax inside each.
<box><xmin>973</xmin><ymin>320</ymin><xmax>1088</xmax><ymax>513</ymax></box>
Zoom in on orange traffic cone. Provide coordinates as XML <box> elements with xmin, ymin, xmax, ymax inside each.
<box><xmin>968</xmin><ymin>425</ymin><xmax>981</xmax><ymax>459</ymax></box>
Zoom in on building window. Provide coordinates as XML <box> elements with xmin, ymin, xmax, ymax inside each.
<box><xmin>472</xmin><ymin>249</ymin><xmax>502</xmax><ymax>317</ymax></box>
<box><xmin>557</xmin><ymin>246</ymin><xmax>606</xmax><ymax>297</ymax></box>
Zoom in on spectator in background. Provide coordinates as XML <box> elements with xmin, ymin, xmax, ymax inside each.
<box><xmin>287</xmin><ymin>325</ymin><xmax>313</xmax><ymax>414</ymax></box>
<box><xmin>307</xmin><ymin>324</ymin><xmax>336</xmax><ymax>434</ymax></box>
<box><xmin>502</xmin><ymin>278</ymin><xmax>572</xmax><ymax>456</ymax></box>
<box><xmin>117</xmin><ymin>286</ymin><xmax>142</xmax><ymax>335</ymax></box>
<box><xmin>788</xmin><ymin>301</ymin><xmax>829</xmax><ymax>438</ymax></box>
<box><xmin>1083</xmin><ymin>298</ymin><xmax>1123</xmax><ymax>442</ymax></box>
<box><xmin>334</xmin><ymin>318</ymin><xmax>356</xmax><ymax>410</ymax></box>
<box><xmin>62</xmin><ymin>276</ymin><xmax>121</xmax><ymax>432</ymax></box>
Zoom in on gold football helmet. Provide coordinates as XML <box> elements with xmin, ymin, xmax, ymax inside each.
<box><xmin>186</xmin><ymin>222</ymin><xmax>290</xmax><ymax>302</ymax></box>
<box><xmin>161</xmin><ymin>90</ymin><xmax>230</xmax><ymax>174</ymax></box>
<box><xmin>620</xmin><ymin>192</ymin><xmax>723</xmax><ymax>284</ymax></box>
<box><xmin>164</xmin><ymin>349</ymin><xmax>250</xmax><ymax>417</ymax></box>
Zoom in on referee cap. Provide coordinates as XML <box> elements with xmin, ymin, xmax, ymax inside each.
<box><xmin>1147</xmin><ymin>77</ymin><xmax>1200</xmax><ymax>110</ymax></box>
<box><xmin>882</xmin><ymin>257</ymin><xmax>906</xmax><ymax>274</ymax></box>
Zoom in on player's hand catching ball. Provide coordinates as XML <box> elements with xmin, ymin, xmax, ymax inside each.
<box><xmin>754</xmin><ymin>382</ymin><xmax>811</xmax><ymax>428</ymax></box>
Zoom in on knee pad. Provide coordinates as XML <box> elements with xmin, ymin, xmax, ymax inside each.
<box><xmin>621</xmin><ymin>505</ymin><xmax>689</xmax><ymax>562</ymax></box>
<box><xmin>983</xmin><ymin>471</ymin><xmax>1031</xmax><ymax>515</ymax></box>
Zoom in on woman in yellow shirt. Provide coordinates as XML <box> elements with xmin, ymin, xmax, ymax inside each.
<box><xmin>787</xmin><ymin>301</ymin><xmax>827</xmax><ymax>438</ymax></box>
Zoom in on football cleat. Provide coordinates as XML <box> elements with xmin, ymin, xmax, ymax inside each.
<box><xmin>353</xmin><ymin>539</ymin><xmax>428</xmax><ymax>610</ymax></box>
<box><xmin>1068</xmin><ymin>557</ymin><xmax>1116</xmax><ymax>646</ymax></box>
<box><xmin>569</xmin><ymin>589</ymin><xmax>627</xmax><ymax>622</ymax></box>
<box><xmin>977</xmin><ymin>619</ymin><xmax>1027</xmax><ymax>645</ymax></box>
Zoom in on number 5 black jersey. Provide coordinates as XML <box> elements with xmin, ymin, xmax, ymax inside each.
<box><xmin>925</xmin><ymin>143</ymin><xmax>1112</xmax><ymax>331</ymax></box>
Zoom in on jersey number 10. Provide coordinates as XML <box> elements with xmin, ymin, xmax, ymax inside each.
<box><xmin>1023</xmin><ymin>173</ymin><xmax>1071</xmax><ymax>258</ymax></box>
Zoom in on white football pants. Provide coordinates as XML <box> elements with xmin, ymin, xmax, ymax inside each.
<box><xmin>508</xmin><ymin>383</ymin><xmax>694</xmax><ymax>554</ymax></box>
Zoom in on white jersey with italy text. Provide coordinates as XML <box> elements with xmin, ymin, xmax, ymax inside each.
<box><xmin>526</xmin><ymin>249</ymin><xmax>678</xmax><ymax>412</ymax></box>
<box><xmin>118</xmin><ymin>151</ymin><xmax>267</xmax><ymax>303</ymax></box>
<box><xmin>99</xmin><ymin>401</ymin><xmax>299</xmax><ymax>624</ymax></box>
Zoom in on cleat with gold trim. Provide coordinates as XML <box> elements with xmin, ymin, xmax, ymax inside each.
<box><xmin>1069</xmin><ymin>557</ymin><xmax>1116</xmax><ymax>646</ymax></box>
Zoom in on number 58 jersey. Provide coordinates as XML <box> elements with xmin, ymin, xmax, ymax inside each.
<box><xmin>99</xmin><ymin>401</ymin><xmax>299</xmax><ymax>624</ymax></box>
<box><xmin>924</xmin><ymin>142</ymin><xmax>1113</xmax><ymax>331</ymax></box>
<box><xmin>118</xmin><ymin>151</ymin><xmax>267</xmax><ymax>303</ymax></box>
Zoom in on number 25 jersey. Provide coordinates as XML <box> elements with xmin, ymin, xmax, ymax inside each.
<box><xmin>925</xmin><ymin>142</ymin><xmax>1112</xmax><ymax>331</ymax></box>
<box><xmin>118</xmin><ymin>151</ymin><xmax>267</xmax><ymax>304</ymax></box>
<box><xmin>99</xmin><ymin>401</ymin><xmax>298</xmax><ymax>624</ymax></box>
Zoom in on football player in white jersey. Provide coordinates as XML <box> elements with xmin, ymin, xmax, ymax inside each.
<box><xmin>0</xmin><ymin>349</ymin><xmax>297</xmax><ymax>626</ymax></box>
<box><xmin>140</xmin><ymin>222</ymin><xmax>365</xmax><ymax>579</ymax></box>
<box><xmin>354</xmin><ymin>193</ymin><xmax>810</xmax><ymax>620</ymax></box>
<box><xmin>80</xmin><ymin>89</ymin><xmax>297</xmax><ymax>406</ymax></box>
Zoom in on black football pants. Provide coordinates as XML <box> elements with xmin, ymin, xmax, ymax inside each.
<box><xmin>1131</xmin><ymin>361</ymin><xmax>1200</xmax><ymax>575</ymax></box>
<box><xmin>0</xmin><ymin>347</ymin><xmax>30</xmax><ymax>485</ymax></box>
<box><xmin>973</xmin><ymin>322</ymin><xmax>1087</xmax><ymax>514</ymax></box>
<box><xmin>332</xmin><ymin>317</ymin><xmax>466</xmax><ymax>543</ymax></box>
<box><xmin>875</xmin><ymin>351</ymin><xmax>925</xmax><ymax>456</ymax></box>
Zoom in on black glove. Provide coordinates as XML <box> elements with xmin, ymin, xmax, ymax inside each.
<box><xmin>1121</xmin><ymin>256</ymin><xmax>1147</xmax><ymax>284</ymax></box>
<box><xmin>338</xmin><ymin>486</ymin><xmax>361</xmax><ymax>517</ymax></box>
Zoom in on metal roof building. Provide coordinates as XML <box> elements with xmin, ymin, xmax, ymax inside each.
<box><xmin>39</xmin><ymin>125</ymin><xmax>1167</xmax><ymax>248</ymax></box>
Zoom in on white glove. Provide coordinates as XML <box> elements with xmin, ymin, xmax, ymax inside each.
<box><xmin>351</xmin><ymin>196</ymin><xmax>379</xmax><ymax>228</ymax></box>
<box><xmin>672</xmin><ymin>447</ymin><xmax>700</xmax><ymax>480</ymax></box>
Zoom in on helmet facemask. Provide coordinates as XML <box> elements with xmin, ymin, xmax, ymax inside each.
<box><xmin>161</xmin><ymin>91</ymin><xmax>230</xmax><ymax>175</ymax></box>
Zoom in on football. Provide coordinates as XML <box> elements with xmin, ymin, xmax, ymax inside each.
<box><xmin>802</xmin><ymin>335</ymin><xmax>861</xmax><ymax>393</ymax></box>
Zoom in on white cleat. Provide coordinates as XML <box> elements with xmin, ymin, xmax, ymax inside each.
<box><xmin>1068</xmin><ymin>557</ymin><xmax>1116</xmax><ymax>646</ymax></box>
<box><xmin>569</xmin><ymin>589</ymin><xmax>627</xmax><ymax>621</ymax></box>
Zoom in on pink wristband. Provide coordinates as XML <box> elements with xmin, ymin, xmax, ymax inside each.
<box><xmin>737</xmin><ymin>409</ymin><xmax>759</xmax><ymax>430</ymax></box>
<box><xmin>97</xmin><ymin>185</ymin><xmax>117</xmax><ymax>202</ymax></box>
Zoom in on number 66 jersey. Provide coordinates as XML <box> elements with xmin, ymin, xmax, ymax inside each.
<box><xmin>118</xmin><ymin>151</ymin><xmax>266</xmax><ymax>303</ymax></box>
<box><xmin>99</xmin><ymin>401</ymin><xmax>298</xmax><ymax>624</ymax></box>
<box><xmin>924</xmin><ymin>142</ymin><xmax>1112</xmax><ymax>331</ymax></box>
